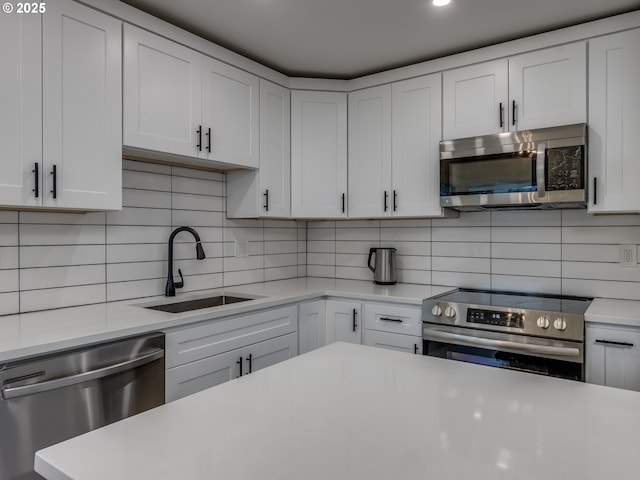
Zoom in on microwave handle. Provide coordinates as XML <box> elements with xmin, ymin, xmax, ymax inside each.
<box><xmin>536</xmin><ymin>143</ymin><xmax>547</xmax><ymax>198</ymax></box>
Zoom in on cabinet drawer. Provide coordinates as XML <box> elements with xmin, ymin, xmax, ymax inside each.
<box><xmin>364</xmin><ymin>303</ymin><xmax>422</xmax><ymax>336</ymax></box>
<box><xmin>364</xmin><ymin>330</ymin><xmax>422</xmax><ymax>355</ymax></box>
<box><xmin>165</xmin><ymin>305</ymin><xmax>297</xmax><ymax>368</ymax></box>
<box><xmin>586</xmin><ymin>324</ymin><xmax>640</xmax><ymax>391</ymax></box>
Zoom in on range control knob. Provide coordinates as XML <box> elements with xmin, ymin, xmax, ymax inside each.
<box><xmin>553</xmin><ymin>318</ymin><xmax>568</xmax><ymax>331</ymax></box>
<box><xmin>444</xmin><ymin>306</ymin><xmax>457</xmax><ymax>319</ymax></box>
<box><xmin>536</xmin><ymin>315</ymin><xmax>550</xmax><ymax>329</ymax></box>
<box><xmin>431</xmin><ymin>305</ymin><xmax>443</xmax><ymax>317</ymax></box>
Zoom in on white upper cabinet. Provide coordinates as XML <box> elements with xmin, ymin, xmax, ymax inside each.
<box><xmin>124</xmin><ymin>25</ymin><xmax>201</xmax><ymax>159</ymax></box>
<box><xmin>347</xmin><ymin>74</ymin><xmax>445</xmax><ymax>218</ymax></box>
<box><xmin>0</xmin><ymin>0</ymin><xmax>121</xmax><ymax>210</ymax></box>
<box><xmin>588</xmin><ymin>29</ymin><xmax>640</xmax><ymax>214</ymax></box>
<box><xmin>391</xmin><ymin>74</ymin><xmax>444</xmax><ymax>217</ymax></box>
<box><xmin>43</xmin><ymin>0</ymin><xmax>122</xmax><ymax>210</ymax></box>
<box><xmin>509</xmin><ymin>42</ymin><xmax>586</xmax><ymax>131</ymax></box>
<box><xmin>227</xmin><ymin>79</ymin><xmax>291</xmax><ymax>218</ymax></box>
<box><xmin>348</xmin><ymin>85</ymin><xmax>392</xmax><ymax>218</ymax></box>
<box><xmin>443</xmin><ymin>42</ymin><xmax>586</xmax><ymax>139</ymax></box>
<box><xmin>291</xmin><ymin>90</ymin><xmax>348</xmax><ymax>218</ymax></box>
<box><xmin>124</xmin><ymin>25</ymin><xmax>259</xmax><ymax>169</ymax></box>
<box><xmin>443</xmin><ymin>59</ymin><xmax>508</xmax><ymax>139</ymax></box>
<box><xmin>0</xmin><ymin>13</ymin><xmax>41</xmax><ymax>208</ymax></box>
<box><xmin>201</xmin><ymin>57</ymin><xmax>259</xmax><ymax>168</ymax></box>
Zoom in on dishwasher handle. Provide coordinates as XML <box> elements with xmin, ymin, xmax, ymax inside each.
<box><xmin>1</xmin><ymin>348</ymin><xmax>164</xmax><ymax>400</ymax></box>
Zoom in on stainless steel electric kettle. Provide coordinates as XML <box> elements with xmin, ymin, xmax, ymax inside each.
<box><xmin>367</xmin><ymin>247</ymin><xmax>397</xmax><ymax>285</ymax></box>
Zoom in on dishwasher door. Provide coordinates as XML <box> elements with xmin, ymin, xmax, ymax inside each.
<box><xmin>0</xmin><ymin>333</ymin><xmax>165</xmax><ymax>480</ymax></box>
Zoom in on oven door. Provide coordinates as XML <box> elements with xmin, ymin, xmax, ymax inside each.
<box><xmin>423</xmin><ymin>323</ymin><xmax>584</xmax><ymax>381</ymax></box>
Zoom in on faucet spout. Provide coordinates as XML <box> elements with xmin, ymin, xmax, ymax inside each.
<box><xmin>165</xmin><ymin>226</ymin><xmax>206</xmax><ymax>297</ymax></box>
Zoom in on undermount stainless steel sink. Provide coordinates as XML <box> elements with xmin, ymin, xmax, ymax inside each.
<box><xmin>144</xmin><ymin>295</ymin><xmax>253</xmax><ymax>314</ymax></box>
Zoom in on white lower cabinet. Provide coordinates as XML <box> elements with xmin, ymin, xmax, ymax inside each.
<box><xmin>164</xmin><ymin>305</ymin><xmax>297</xmax><ymax>402</ymax></box>
<box><xmin>325</xmin><ymin>300</ymin><xmax>363</xmax><ymax>345</ymax></box>
<box><xmin>586</xmin><ymin>324</ymin><xmax>640</xmax><ymax>392</ymax></box>
<box><xmin>363</xmin><ymin>302</ymin><xmax>423</xmax><ymax>355</ymax></box>
<box><xmin>298</xmin><ymin>300</ymin><xmax>327</xmax><ymax>355</ymax></box>
<box><xmin>364</xmin><ymin>330</ymin><xmax>422</xmax><ymax>355</ymax></box>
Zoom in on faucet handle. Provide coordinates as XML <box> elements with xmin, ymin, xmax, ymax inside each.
<box><xmin>175</xmin><ymin>268</ymin><xmax>184</xmax><ymax>289</ymax></box>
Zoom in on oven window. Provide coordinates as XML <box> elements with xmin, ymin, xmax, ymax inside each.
<box><xmin>424</xmin><ymin>340</ymin><xmax>582</xmax><ymax>381</ymax></box>
<box><xmin>441</xmin><ymin>152</ymin><xmax>537</xmax><ymax>195</ymax></box>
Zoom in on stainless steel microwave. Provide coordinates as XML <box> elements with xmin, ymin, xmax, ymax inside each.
<box><xmin>440</xmin><ymin>123</ymin><xmax>587</xmax><ymax>211</ymax></box>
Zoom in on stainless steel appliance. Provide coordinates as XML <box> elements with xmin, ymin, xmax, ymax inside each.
<box><xmin>367</xmin><ymin>247</ymin><xmax>397</xmax><ymax>285</ymax></box>
<box><xmin>0</xmin><ymin>333</ymin><xmax>165</xmax><ymax>480</ymax></box>
<box><xmin>422</xmin><ymin>289</ymin><xmax>592</xmax><ymax>380</ymax></box>
<box><xmin>440</xmin><ymin>123</ymin><xmax>587</xmax><ymax>211</ymax></box>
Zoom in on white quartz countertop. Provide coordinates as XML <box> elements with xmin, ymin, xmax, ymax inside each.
<box><xmin>585</xmin><ymin>297</ymin><xmax>640</xmax><ymax>328</ymax></box>
<box><xmin>35</xmin><ymin>342</ymin><xmax>640</xmax><ymax>480</ymax></box>
<box><xmin>0</xmin><ymin>278</ymin><xmax>453</xmax><ymax>363</ymax></box>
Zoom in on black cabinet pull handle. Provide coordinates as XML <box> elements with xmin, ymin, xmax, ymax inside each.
<box><xmin>499</xmin><ymin>102</ymin><xmax>504</xmax><ymax>128</ymax></box>
<box><xmin>32</xmin><ymin>163</ymin><xmax>39</xmax><ymax>198</ymax></box>
<box><xmin>196</xmin><ymin>125</ymin><xmax>202</xmax><ymax>151</ymax></box>
<box><xmin>384</xmin><ymin>191</ymin><xmax>388</xmax><ymax>212</ymax></box>
<box><xmin>352</xmin><ymin>308</ymin><xmax>357</xmax><ymax>332</ymax></box>
<box><xmin>593</xmin><ymin>177</ymin><xmax>597</xmax><ymax>205</ymax></box>
<box><xmin>393</xmin><ymin>190</ymin><xmax>398</xmax><ymax>212</ymax></box>
<box><xmin>50</xmin><ymin>165</ymin><xmax>57</xmax><ymax>199</ymax></box>
<box><xmin>595</xmin><ymin>339</ymin><xmax>634</xmax><ymax>348</ymax></box>
<box><xmin>263</xmin><ymin>189</ymin><xmax>269</xmax><ymax>211</ymax></box>
<box><xmin>341</xmin><ymin>193</ymin><xmax>345</xmax><ymax>213</ymax></box>
<box><xmin>205</xmin><ymin>127</ymin><xmax>211</xmax><ymax>153</ymax></box>
<box><xmin>246</xmin><ymin>353</ymin><xmax>253</xmax><ymax>373</ymax></box>
<box><xmin>512</xmin><ymin>100</ymin><xmax>516</xmax><ymax>126</ymax></box>
<box><xmin>236</xmin><ymin>357</ymin><xmax>243</xmax><ymax>377</ymax></box>
<box><xmin>414</xmin><ymin>344</ymin><xmax>419</xmax><ymax>354</ymax></box>
<box><xmin>379</xmin><ymin>316</ymin><xmax>403</xmax><ymax>323</ymax></box>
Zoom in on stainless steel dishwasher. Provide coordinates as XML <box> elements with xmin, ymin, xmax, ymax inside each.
<box><xmin>0</xmin><ymin>332</ymin><xmax>165</xmax><ymax>480</ymax></box>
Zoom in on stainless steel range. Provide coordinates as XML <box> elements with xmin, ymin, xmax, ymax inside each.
<box><xmin>422</xmin><ymin>289</ymin><xmax>592</xmax><ymax>380</ymax></box>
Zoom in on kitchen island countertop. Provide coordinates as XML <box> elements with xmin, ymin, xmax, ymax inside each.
<box><xmin>35</xmin><ymin>342</ymin><xmax>640</xmax><ymax>480</ymax></box>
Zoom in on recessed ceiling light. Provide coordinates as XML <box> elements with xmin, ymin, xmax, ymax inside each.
<box><xmin>433</xmin><ymin>0</ymin><xmax>451</xmax><ymax>6</ymax></box>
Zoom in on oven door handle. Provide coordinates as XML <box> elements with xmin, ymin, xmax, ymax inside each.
<box><xmin>423</xmin><ymin>330</ymin><xmax>580</xmax><ymax>357</ymax></box>
<box><xmin>536</xmin><ymin>142</ymin><xmax>547</xmax><ymax>198</ymax></box>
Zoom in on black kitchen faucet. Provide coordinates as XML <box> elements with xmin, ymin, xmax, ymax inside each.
<box><xmin>165</xmin><ymin>226</ymin><xmax>206</xmax><ymax>296</ymax></box>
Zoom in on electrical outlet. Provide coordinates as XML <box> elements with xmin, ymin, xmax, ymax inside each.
<box><xmin>619</xmin><ymin>244</ymin><xmax>637</xmax><ymax>267</ymax></box>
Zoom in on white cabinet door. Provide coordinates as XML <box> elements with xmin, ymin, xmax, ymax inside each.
<box><xmin>391</xmin><ymin>74</ymin><xmax>443</xmax><ymax>217</ymax></box>
<box><xmin>243</xmin><ymin>332</ymin><xmax>298</xmax><ymax>374</ymax></box>
<box><xmin>0</xmin><ymin>13</ymin><xmax>41</xmax><ymax>207</ymax></box>
<box><xmin>588</xmin><ymin>29</ymin><xmax>640</xmax><ymax>213</ymax></box>
<box><xmin>348</xmin><ymin>85</ymin><xmax>392</xmax><ymax>218</ymax></box>
<box><xmin>201</xmin><ymin>57</ymin><xmax>259</xmax><ymax>168</ymax></box>
<box><xmin>123</xmin><ymin>25</ymin><xmax>202</xmax><ymax>158</ymax></box>
<box><xmin>291</xmin><ymin>91</ymin><xmax>348</xmax><ymax>218</ymax></box>
<box><xmin>42</xmin><ymin>0</ymin><xmax>122</xmax><ymax>210</ymax></box>
<box><xmin>325</xmin><ymin>300</ymin><xmax>362</xmax><ymax>345</ymax></box>
<box><xmin>586</xmin><ymin>324</ymin><xmax>640</xmax><ymax>392</ymax></box>
<box><xmin>364</xmin><ymin>330</ymin><xmax>422</xmax><ymax>355</ymax></box>
<box><xmin>509</xmin><ymin>42</ymin><xmax>586</xmax><ymax>131</ymax></box>
<box><xmin>166</xmin><ymin>348</ymin><xmax>241</xmax><ymax>402</ymax></box>
<box><xmin>298</xmin><ymin>300</ymin><xmax>326</xmax><ymax>355</ymax></box>
<box><xmin>226</xmin><ymin>80</ymin><xmax>291</xmax><ymax>218</ymax></box>
<box><xmin>443</xmin><ymin>59</ymin><xmax>508</xmax><ymax>139</ymax></box>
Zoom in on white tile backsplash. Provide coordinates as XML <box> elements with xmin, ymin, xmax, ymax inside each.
<box><xmin>1</xmin><ymin>161</ymin><xmax>305</xmax><ymax>315</ymax></box>
<box><xmin>308</xmin><ymin>210</ymin><xmax>640</xmax><ymax>300</ymax></box>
